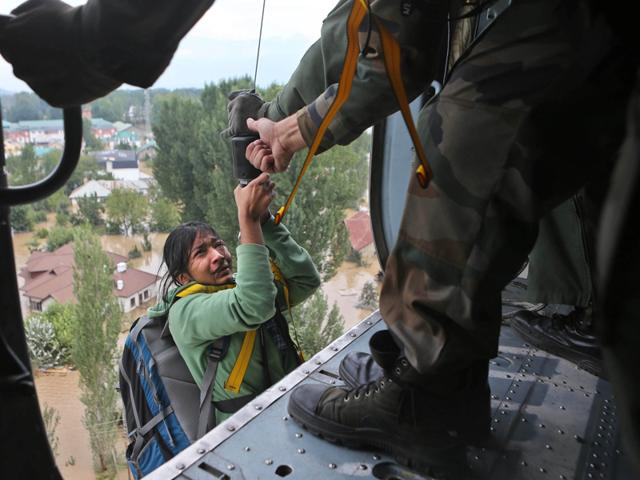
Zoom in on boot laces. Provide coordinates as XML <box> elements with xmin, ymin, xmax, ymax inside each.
<box><xmin>344</xmin><ymin>377</ymin><xmax>388</xmax><ymax>402</ymax></box>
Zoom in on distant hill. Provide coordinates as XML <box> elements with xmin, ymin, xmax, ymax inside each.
<box><xmin>0</xmin><ymin>88</ymin><xmax>15</xmax><ymax>96</ymax></box>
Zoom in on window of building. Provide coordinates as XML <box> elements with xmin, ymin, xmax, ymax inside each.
<box><xmin>130</xmin><ymin>297</ymin><xmax>136</xmax><ymax>308</ymax></box>
<box><xmin>143</xmin><ymin>289</ymin><xmax>149</xmax><ymax>300</ymax></box>
<box><xmin>29</xmin><ymin>299</ymin><xmax>43</xmax><ymax>312</ymax></box>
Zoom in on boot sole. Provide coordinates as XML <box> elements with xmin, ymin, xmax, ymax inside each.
<box><xmin>287</xmin><ymin>396</ymin><xmax>469</xmax><ymax>477</ymax></box>
<box><xmin>511</xmin><ymin>323</ymin><xmax>604</xmax><ymax>378</ymax></box>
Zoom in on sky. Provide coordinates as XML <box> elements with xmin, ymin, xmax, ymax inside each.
<box><xmin>0</xmin><ymin>0</ymin><xmax>337</xmax><ymax>94</ymax></box>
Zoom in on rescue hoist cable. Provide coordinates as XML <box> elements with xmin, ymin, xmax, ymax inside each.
<box><xmin>253</xmin><ymin>0</ymin><xmax>267</xmax><ymax>91</ymax></box>
<box><xmin>273</xmin><ymin>0</ymin><xmax>432</xmax><ymax>224</ymax></box>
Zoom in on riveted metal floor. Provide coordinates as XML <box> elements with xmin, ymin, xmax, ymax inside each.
<box><xmin>148</xmin><ymin>305</ymin><xmax>636</xmax><ymax>480</ymax></box>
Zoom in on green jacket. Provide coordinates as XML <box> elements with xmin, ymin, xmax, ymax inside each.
<box><xmin>148</xmin><ymin>219</ymin><xmax>320</xmax><ymax>422</ymax></box>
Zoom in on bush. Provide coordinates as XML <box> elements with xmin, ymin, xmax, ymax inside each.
<box><xmin>33</xmin><ymin>210</ymin><xmax>48</xmax><ymax>223</ymax></box>
<box><xmin>25</xmin><ymin>316</ymin><xmax>70</xmax><ymax>369</ymax></box>
<box><xmin>128</xmin><ymin>245</ymin><xmax>142</xmax><ymax>259</ymax></box>
<box><xmin>36</xmin><ymin>227</ymin><xmax>49</xmax><ymax>239</ymax></box>
<box><xmin>42</xmin><ymin>302</ymin><xmax>76</xmax><ymax>353</ymax></box>
<box><xmin>47</xmin><ymin>226</ymin><xmax>75</xmax><ymax>251</ymax></box>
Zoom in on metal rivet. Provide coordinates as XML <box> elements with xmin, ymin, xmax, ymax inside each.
<box><xmin>265</xmin><ymin>459</ymin><xmax>273</xmax><ymax>465</ymax></box>
<box><xmin>539</xmin><ymin>424</ymin><xmax>546</xmax><ymax>429</ymax></box>
<box><xmin>521</xmin><ymin>461</ymin><xmax>527</xmax><ymax>467</ymax></box>
<box><xmin>491</xmin><ymin>395</ymin><xmax>499</xmax><ymax>400</ymax></box>
<box><xmin>366</xmin><ymin>320</ymin><xmax>372</xmax><ymax>325</ymax></box>
<box><xmin>490</xmin><ymin>427</ymin><xmax>495</xmax><ymax>432</ymax></box>
<box><xmin>560</xmin><ymin>475</ymin><xmax>567</xmax><ymax>479</ymax></box>
<box><xmin>298</xmin><ymin>448</ymin><xmax>305</xmax><ymax>454</ymax></box>
<box><xmin>474</xmin><ymin>456</ymin><xmax>480</xmax><ymax>461</ymax></box>
<box><xmin>505</xmin><ymin>396</ymin><xmax>511</xmax><ymax>401</ymax></box>
<box><xmin>329</xmin><ymin>463</ymin><xmax>337</xmax><ymax>469</ymax></box>
<box><xmin>283</xmin><ymin>416</ymin><xmax>289</xmax><ymax>421</ymax></box>
<box><xmin>279</xmin><ymin>386</ymin><xmax>287</xmax><ymax>391</ymax></box>
<box><xmin>330</xmin><ymin>380</ymin><xmax>336</xmax><ymax>384</ymax></box>
<box><xmin>359</xmin><ymin>464</ymin><xmax>367</xmax><ymax>470</ymax></box>
<box><xmin>558</xmin><ymin>429</ymin><xmax>564</xmax><ymax>435</ymax></box>
<box><xmin>227</xmin><ymin>425</ymin><xmax>236</xmax><ymax>432</ymax></box>
<box><xmin>506</xmin><ymin>374</ymin><xmax>512</xmax><ymax>378</ymax></box>
<box><xmin>545</xmin><ymin>444</ymin><xmax>552</xmax><ymax>450</ymax></box>
<box><xmin>197</xmin><ymin>448</ymin><xmax>205</xmax><ymax>454</ymax></box>
<box><xmin>540</xmin><ymin>467</ymin><xmax>546</xmax><ymax>473</ymax></box>
<box><xmin>295</xmin><ymin>433</ymin><xmax>303</xmax><ymax>438</ymax></box>
<box><xmin>560</xmin><ymin>405</ymin><xmax>566</xmax><ymax>410</ymax></box>
<box><xmin>575</xmin><ymin>435</ymin><xmax>584</xmax><ymax>443</ymax></box>
<box><xmin>227</xmin><ymin>464</ymin><xmax>235</xmax><ymax>471</ymax></box>
<box><xmin>372</xmin><ymin>455</ymin><xmax>380</xmax><ymax>460</ymax></box>
<box><xmin>315</xmin><ymin>360</ymin><xmax>322</xmax><ymax>365</ymax></box>
<box><xmin>349</xmin><ymin>332</ymin><xmax>357</xmax><ymax>338</ymax></box>
<box><xmin>494</xmin><ymin>418</ymin><xmax>500</xmax><ymax>423</ymax></box>
<box><xmin>176</xmin><ymin>463</ymin><xmax>185</xmax><ymax>470</ymax></box>
<box><xmin>303</xmin><ymin>370</ymin><xmax>310</xmax><ymax>374</ymax></box>
<box><xmin>244</xmin><ymin>446</ymin><xmax>251</xmax><ymax>452</ymax></box>
<box><xmin>254</xmin><ymin>405</ymin><xmax>262</xmax><ymax>410</ymax></box>
<box><xmin>521</xmin><ymin>418</ymin><xmax>527</xmax><ymax>423</ymax></box>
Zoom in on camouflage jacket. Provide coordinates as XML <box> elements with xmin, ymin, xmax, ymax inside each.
<box><xmin>263</xmin><ymin>0</ymin><xmax>451</xmax><ymax>151</ymax></box>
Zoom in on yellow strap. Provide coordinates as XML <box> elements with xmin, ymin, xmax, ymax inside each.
<box><xmin>175</xmin><ymin>283</ymin><xmax>234</xmax><ymax>297</ymax></box>
<box><xmin>274</xmin><ymin>0</ymin><xmax>368</xmax><ymax>225</ymax></box>
<box><xmin>224</xmin><ymin>330</ymin><xmax>257</xmax><ymax>393</ymax></box>
<box><xmin>175</xmin><ymin>282</ymin><xmax>256</xmax><ymax>394</ymax></box>
<box><xmin>274</xmin><ymin>0</ymin><xmax>432</xmax><ymax>224</ymax></box>
<box><xmin>373</xmin><ymin>16</ymin><xmax>432</xmax><ymax>187</ymax></box>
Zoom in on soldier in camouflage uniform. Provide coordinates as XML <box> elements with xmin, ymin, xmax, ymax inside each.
<box><xmin>227</xmin><ymin>0</ymin><xmax>635</xmax><ymax>473</ymax></box>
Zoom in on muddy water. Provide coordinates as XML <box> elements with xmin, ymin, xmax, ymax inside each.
<box><xmin>321</xmin><ymin>252</ymin><xmax>382</xmax><ymax>330</ymax></box>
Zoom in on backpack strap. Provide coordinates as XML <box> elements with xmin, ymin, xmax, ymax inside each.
<box><xmin>197</xmin><ymin>336</ymin><xmax>229</xmax><ymax>438</ymax></box>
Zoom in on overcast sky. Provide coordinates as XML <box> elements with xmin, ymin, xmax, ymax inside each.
<box><xmin>1</xmin><ymin>0</ymin><xmax>337</xmax><ymax>93</ymax></box>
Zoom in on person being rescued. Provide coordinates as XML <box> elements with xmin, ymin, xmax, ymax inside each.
<box><xmin>148</xmin><ymin>172</ymin><xmax>321</xmax><ymax>423</ymax></box>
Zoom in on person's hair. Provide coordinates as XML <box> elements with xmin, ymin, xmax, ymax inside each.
<box><xmin>158</xmin><ymin>221</ymin><xmax>219</xmax><ymax>301</ymax></box>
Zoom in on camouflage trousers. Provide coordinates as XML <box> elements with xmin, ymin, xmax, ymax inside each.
<box><xmin>380</xmin><ymin>0</ymin><xmax>635</xmax><ymax>375</ymax></box>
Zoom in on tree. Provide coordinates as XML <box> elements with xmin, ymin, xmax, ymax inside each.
<box><xmin>82</xmin><ymin>118</ymin><xmax>104</xmax><ymax>151</ymax></box>
<box><xmin>295</xmin><ymin>290</ymin><xmax>345</xmax><ymax>357</ymax></box>
<box><xmin>105</xmin><ymin>188</ymin><xmax>148</xmax><ymax>235</ymax></box>
<box><xmin>357</xmin><ymin>281</ymin><xmax>379</xmax><ymax>310</ymax></box>
<box><xmin>66</xmin><ymin>154</ymin><xmax>100</xmax><ymax>193</ymax></box>
<box><xmin>6</xmin><ymin>144</ymin><xmax>39</xmax><ymax>185</ymax></box>
<box><xmin>72</xmin><ymin>229</ymin><xmax>122</xmax><ymax>475</ymax></box>
<box><xmin>74</xmin><ymin>194</ymin><xmax>105</xmax><ymax>227</ymax></box>
<box><xmin>10</xmin><ymin>205</ymin><xmax>36</xmax><ymax>232</ymax></box>
<box><xmin>46</xmin><ymin>226</ymin><xmax>75</xmax><ymax>251</ymax></box>
<box><xmin>150</xmin><ymin>197</ymin><xmax>181</xmax><ymax>232</ymax></box>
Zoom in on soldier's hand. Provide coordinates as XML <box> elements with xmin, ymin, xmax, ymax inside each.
<box><xmin>222</xmin><ymin>90</ymin><xmax>268</xmax><ymax>137</ymax></box>
<box><xmin>246</xmin><ymin>117</ymin><xmax>298</xmax><ymax>173</ymax></box>
<box><xmin>0</xmin><ymin>0</ymin><xmax>121</xmax><ymax>107</ymax></box>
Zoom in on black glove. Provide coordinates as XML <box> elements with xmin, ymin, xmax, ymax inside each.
<box><xmin>222</xmin><ymin>89</ymin><xmax>269</xmax><ymax>137</ymax></box>
<box><xmin>0</xmin><ymin>0</ymin><xmax>121</xmax><ymax>107</ymax></box>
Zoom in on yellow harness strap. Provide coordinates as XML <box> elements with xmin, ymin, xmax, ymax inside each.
<box><xmin>274</xmin><ymin>0</ymin><xmax>432</xmax><ymax>224</ymax></box>
<box><xmin>175</xmin><ymin>282</ymin><xmax>256</xmax><ymax>394</ymax></box>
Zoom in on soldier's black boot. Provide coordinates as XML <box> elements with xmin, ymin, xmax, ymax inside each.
<box><xmin>337</xmin><ymin>330</ymin><xmax>394</xmax><ymax>387</ymax></box>
<box><xmin>511</xmin><ymin>307</ymin><xmax>604</xmax><ymax>377</ymax></box>
<box><xmin>288</xmin><ymin>333</ymin><xmax>490</xmax><ymax>477</ymax></box>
